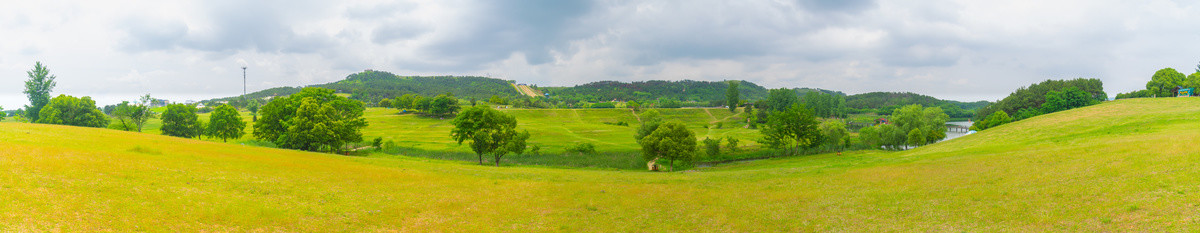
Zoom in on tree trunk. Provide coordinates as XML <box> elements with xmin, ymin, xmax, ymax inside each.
<box><xmin>477</xmin><ymin>153</ymin><xmax>483</xmax><ymax>165</ymax></box>
<box><xmin>494</xmin><ymin>155</ymin><xmax>501</xmax><ymax>167</ymax></box>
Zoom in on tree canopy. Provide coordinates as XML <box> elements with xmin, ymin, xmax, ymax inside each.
<box><xmin>638</xmin><ymin>122</ymin><xmax>697</xmax><ymax>171</ymax></box>
<box><xmin>36</xmin><ymin>95</ymin><xmax>108</xmax><ymax>128</ymax></box>
<box><xmin>1146</xmin><ymin>68</ymin><xmax>1186</xmax><ymax>97</ymax></box>
<box><xmin>206</xmin><ymin>104</ymin><xmax>246</xmax><ymax>142</ymax></box>
<box><xmin>758</xmin><ymin>103</ymin><xmax>821</xmax><ymax>155</ymax></box>
<box><xmin>23</xmin><ymin>61</ymin><xmax>57</xmax><ymax>122</ymax></box>
<box><xmin>450</xmin><ymin>105</ymin><xmax>530</xmax><ymax>166</ymax></box>
<box><xmin>726</xmin><ymin>81</ymin><xmax>740</xmax><ymax>113</ymax></box>
<box><xmin>161</xmin><ymin>104</ymin><xmax>204</xmax><ymax>138</ymax></box>
<box><xmin>254</xmin><ymin>87</ymin><xmax>368</xmax><ymax>152</ymax></box>
<box><xmin>110</xmin><ymin>94</ymin><xmax>156</xmax><ymax>132</ymax></box>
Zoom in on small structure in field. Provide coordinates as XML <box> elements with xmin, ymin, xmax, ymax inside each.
<box><xmin>1178</xmin><ymin>88</ymin><xmax>1193</xmax><ymax>97</ymax></box>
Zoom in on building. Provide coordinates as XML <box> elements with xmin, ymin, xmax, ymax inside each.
<box><xmin>1179</xmin><ymin>88</ymin><xmax>1194</xmax><ymax>97</ymax></box>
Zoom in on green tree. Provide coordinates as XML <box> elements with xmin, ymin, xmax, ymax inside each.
<box><xmin>921</xmin><ymin>107</ymin><xmax>949</xmax><ymax>144</ymax></box>
<box><xmin>702</xmin><ymin>137</ymin><xmax>721</xmax><ymax>157</ymax></box>
<box><xmin>206</xmin><ymin>104</ymin><xmax>246</xmax><ymax>142</ymax></box>
<box><xmin>758</xmin><ymin>103</ymin><xmax>820</xmax><ymax>155</ymax></box>
<box><xmin>0</xmin><ymin>106</ymin><xmax>4</xmax><ymax>121</ymax></box>
<box><xmin>638</xmin><ymin>122</ymin><xmax>697</xmax><ymax>172</ymax></box>
<box><xmin>766</xmin><ymin>88</ymin><xmax>799</xmax><ymax>112</ymax></box>
<box><xmin>971</xmin><ymin>110</ymin><xmax>1012</xmax><ymax>131</ymax></box>
<box><xmin>36</xmin><ymin>95</ymin><xmax>109</xmax><ymax>128</ymax></box>
<box><xmin>858</xmin><ymin>125</ymin><xmax>880</xmax><ymax>148</ymax></box>
<box><xmin>254</xmin><ymin>88</ymin><xmax>368</xmax><ymax>152</ymax></box>
<box><xmin>111</xmin><ymin>94</ymin><xmax>156</xmax><ymax>132</ymax></box>
<box><xmin>161</xmin><ymin>104</ymin><xmax>204</xmax><ymax>138</ymax></box>
<box><xmin>1041</xmin><ymin>86</ymin><xmax>1095</xmax><ymax>113</ymax></box>
<box><xmin>724</xmin><ymin>136</ymin><xmax>739</xmax><ymax>152</ymax></box>
<box><xmin>378</xmin><ymin>98</ymin><xmax>393</xmax><ymax>108</ymax></box>
<box><xmin>248</xmin><ymin>102</ymin><xmax>260</xmax><ymax>122</ymax></box>
<box><xmin>627</xmin><ymin>100</ymin><xmax>641</xmax><ymax>112</ymax></box>
<box><xmin>1147</xmin><ymin>68</ymin><xmax>1186</xmax><ymax>97</ymax></box>
<box><xmin>635</xmin><ymin>110</ymin><xmax>664</xmax><ymax>140</ymax></box>
<box><xmin>395</xmin><ymin>94</ymin><xmax>415</xmax><ymax>110</ymax></box>
<box><xmin>726</xmin><ymin>81</ymin><xmax>740</xmax><ymax>113</ymax></box>
<box><xmin>450</xmin><ymin>105</ymin><xmax>529</xmax><ymax>166</ymax></box>
<box><xmin>430</xmin><ymin>94</ymin><xmax>461</xmax><ymax>117</ymax></box>
<box><xmin>23</xmin><ymin>61</ymin><xmax>57</xmax><ymax>122</ymax></box>
<box><xmin>907</xmin><ymin>128</ymin><xmax>925</xmax><ymax>147</ymax></box>
<box><xmin>819</xmin><ymin>120</ymin><xmax>849</xmax><ymax>150</ymax></box>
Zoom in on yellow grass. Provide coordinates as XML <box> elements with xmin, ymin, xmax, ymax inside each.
<box><xmin>2</xmin><ymin>98</ymin><xmax>1200</xmax><ymax>231</ymax></box>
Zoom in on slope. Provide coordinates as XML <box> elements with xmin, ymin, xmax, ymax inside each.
<box><xmin>3</xmin><ymin>98</ymin><xmax>1200</xmax><ymax>231</ymax></box>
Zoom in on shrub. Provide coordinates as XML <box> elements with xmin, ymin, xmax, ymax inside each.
<box><xmin>724</xmin><ymin>136</ymin><xmax>739</xmax><ymax>152</ymax></box>
<box><xmin>566</xmin><ymin>142</ymin><xmax>596</xmax><ymax>154</ymax></box>
<box><xmin>703</xmin><ymin>137</ymin><xmax>721</xmax><ymax>157</ymax></box>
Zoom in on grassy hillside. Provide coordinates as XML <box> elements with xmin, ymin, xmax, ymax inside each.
<box><xmin>3</xmin><ymin>98</ymin><xmax>1200</xmax><ymax>231</ymax></box>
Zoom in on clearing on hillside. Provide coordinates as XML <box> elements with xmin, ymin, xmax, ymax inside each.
<box><xmin>3</xmin><ymin>98</ymin><xmax>1200</xmax><ymax>231</ymax></box>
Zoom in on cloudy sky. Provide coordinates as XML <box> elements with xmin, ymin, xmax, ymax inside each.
<box><xmin>2</xmin><ymin>0</ymin><xmax>1199</xmax><ymax>108</ymax></box>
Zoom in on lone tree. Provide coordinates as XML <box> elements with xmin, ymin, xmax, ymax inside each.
<box><xmin>254</xmin><ymin>88</ymin><xmax>368</xmax><ymax>153</ymax></box>
<box><xmin>111</xmin><ymin>94</ymin><xmax>156</xmax><ymax>132</ymax></box>
<box><xmin>206</xmin><ymin>104</ymin><xmax>246</xmax><ymax>142</ymax></box>
<box><xmin>758</xmin><ymin>103</ymin><xmax>820</xmax><ymax>155</ymax></box>
<box><xmin>726</xmin><ymin>81</ymin><xmax>740</xmax><ymax>113</ymax></box>
<box><xmin>638</xmin><ymin>122</ymin><xmax>697</xmax><ymax>171</ymax></box>
<box><xmin>35</xmin><ymin>95</ymin><xmax>109</xmax><ymax>127</ymax></box>
<box><xmin>161</xmin><ymin>104</ymin><xmax>204</xmax><ymax>138</ymax></box>
<box><xmin>451</xmin><ymin>105</ymin><xmax>530</xmax><ymax>166</ymax></box>
<box><xmin>23</xmin><ymin>61</ymin><xmax>57</xmax><ymax>122</ymax></box>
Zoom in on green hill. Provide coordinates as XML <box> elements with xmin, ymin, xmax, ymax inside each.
<box><xmin>207</xmin><ymin>70</ymin><xmax>521</xmax><ymax>104</ymax></box>
<box><xmin>4</xmin><ymin>98</ymin><xmax>1200</xmax><ymax>230</ymax></box>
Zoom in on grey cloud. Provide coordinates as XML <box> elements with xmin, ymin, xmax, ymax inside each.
<box><xmin>372</xmin><ymin>22</ymin><xmax>429</xmax><ymax>45</ymax></box>
<box><xmin>120</xmin><ymin>0</ymin><xmax>336</xmax><ymax>54</ymax></box>
<box><xmin>417</xmin><ymin>0</ymin><xmax>594</xmax><ymax>68</ymax></box>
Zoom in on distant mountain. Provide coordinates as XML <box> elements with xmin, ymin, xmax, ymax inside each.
<box><xmin>542</xmin><ymin>80</ymin><xmax>778</xmax><ymax>103</ymax></box>
<box><xmin>207</xmin><ymin>70</ymin><xmax>521</xmax><ymax>104</ymax></box>
<box><xmin>207</xmin><ymin>70</ymin><xmax>984</xmax><ymax>112</ymax></box>
<box><xmin>846</xmin><ymin>92</ymin><xmax>990</xmax><ymax>109</ymax></box>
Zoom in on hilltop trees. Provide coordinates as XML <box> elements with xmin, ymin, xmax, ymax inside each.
<box><xmin>23</xmin><ymin>61</ymin><xmax>57</xmax><ymax>122</ymax></box>
<box><xmin>35</xmin><ymin>95</ymin><xmax>109</xmax><ymax>128</ymax></box>
<box><xmin>971</xmin><ymin>110</ymin><xmax>1012</xmax><ymax>131</ymax></box>
<box><xmin>726</xmin><ymin>81</ymin><xmax>739</xmax><ymax>112</ymax></box>
<box><xmin>758</xmin><ymin>103</ymin><xmax>821</xmax><ymax>155</ymax></box>
<box><xmin>974</xmin><ymin>78</ymin><xmax>1104</xmax><ymax>127</ymax></box>
<box><xmin>1147</xmin><ymin>68</ymin><xmax>1186</xmax><ymax>97</ymax></box>
<box><xmin>1041</xmin><ymin>86</ymin><xmax>1097</xmax><ymax>113</ymax></box>
<box><xmin>451</xmin><ymin>105</ymin><xmax>530</xmax><ymax>166</ymax></box>
<box><xmin>161</xmin><ymin>104</ymin><xmax>204</xmax><ymax>138</ymax></box>
<box><xmin>110</xmin><ymin>94</ymin><xmax>155</xmax><ymax>132</ymax></box>
<box><xmin>638</xmin><ymin>122</ymin><xmax>697</xmax><ymax>171</ymax></box>
<box><xmin>255</xmin><ymin>87</ymin><xmax>368</xmax><ymax>152</ymax></box>
<box><xmin>206</xmin><ymin>104</ymin><xmax>245</xmax><ymax>142</ymax></box>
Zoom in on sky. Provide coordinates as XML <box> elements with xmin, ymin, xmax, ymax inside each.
<box><xmin>2</xmin><ymin>0</ymin><xmax>1200</xmax><ymax>108</ymax></box>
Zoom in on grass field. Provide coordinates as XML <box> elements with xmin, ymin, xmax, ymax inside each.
<box><xmin>3</xmin><ymin>98</ymin><xmax>1200</xmax><ymax>231</ymax></box>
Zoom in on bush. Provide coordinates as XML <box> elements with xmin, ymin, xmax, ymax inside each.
<box><xmin>703</xmin><ymin>137</ymin><xmax>721</xmax><ymax>157</ymax></box>
<box><xmin>724</xmin><ymin>136</ymin><xmax>739</xmax><ymax>152</ymax></box>
<box><xmin>565</xmin><ymin>142</ymin><xmax>596</xmax><ymax>154</ymax></box>
<box><xmin>530</xmin><ymin>144</ymin><xmax>541</xmax><ymax>155</ymax></box>
<box><xmin>372</xmin><ymin>137</ymin><xmax>383</xmax><ymax>150</ymax></box>
<box><xmin>590</xmin><ymin>102</ymin><xmax>616</xmax><ymax>108</ymax></box>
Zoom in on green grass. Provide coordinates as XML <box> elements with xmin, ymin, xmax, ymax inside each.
<box><xmin>360</xmin><ymin>107</ymin><xmax>766</xmax><ymax>168</ymax></box>
<box><xmin>4</xmin><ymin>98</ymin><xmax>1200</xmax><ymax>231</ymax></box>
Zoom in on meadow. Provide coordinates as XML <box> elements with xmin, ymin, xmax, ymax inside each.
<box><xmin>3</xmin><ymin>98</ymin><xmax>1200</xmax><ymax>231</ymax></box>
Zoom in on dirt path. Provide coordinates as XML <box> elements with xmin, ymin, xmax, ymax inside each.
<box><xmin>632</xmin><ymin>109</ymin><xmax>642</xmax><ymax>123</ymax></box>
<box><xmin>512</xmin><ymin>83</ymin><xmax>542</xmax><ymax>97</ymax></box>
